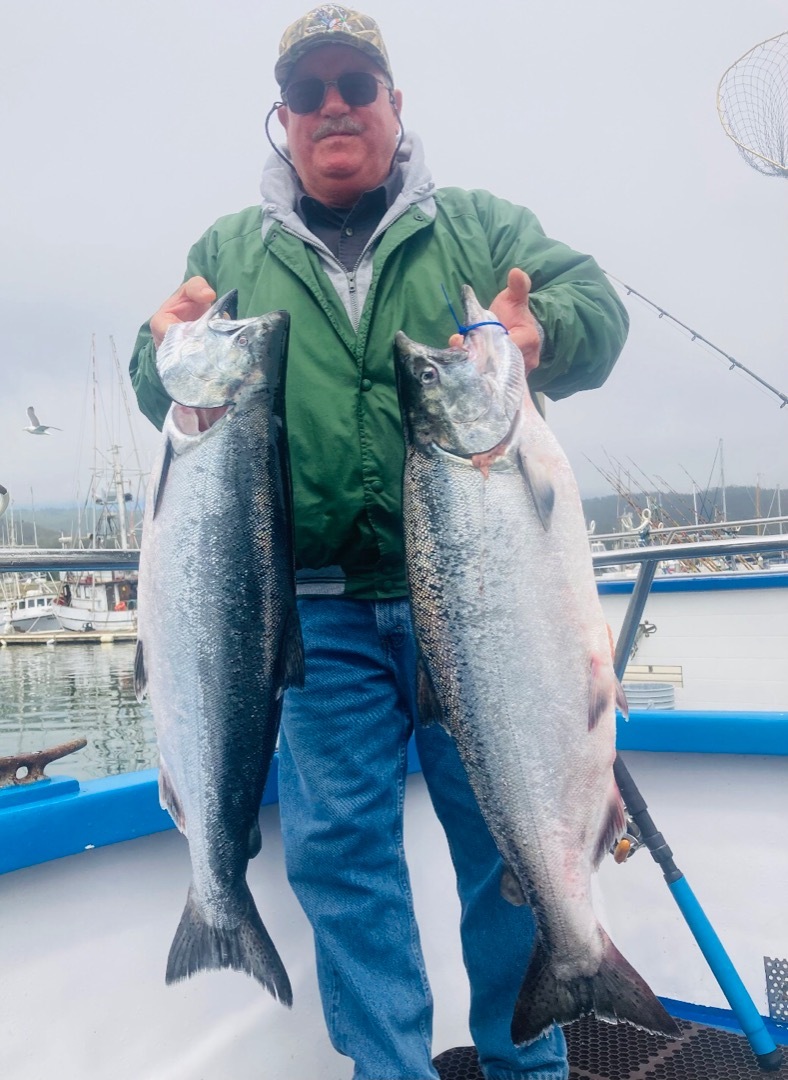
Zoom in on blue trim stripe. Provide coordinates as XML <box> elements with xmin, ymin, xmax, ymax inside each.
<box><xmin>0</xmin><ymin>738</ymin><xmax>425</xmax><ymax>875</ymax></box>
<box><xmin>598</xmin><ymin>571</ymin><xmax>788</xmax><ymax>595</ymax></box>
<box><xmin>617</xmin><ymin>709</ymin><xmax>788</xmax><ymax>756</ymax></box>
<box><xmin>661</xmin><ymin>997</ymin><xmax>788</xmax><ymax>1045</ymax></box>
<box><xmin>0</xmin><ymin>714</ymin><xmax>782</xmax><ymax>874</ymax></box>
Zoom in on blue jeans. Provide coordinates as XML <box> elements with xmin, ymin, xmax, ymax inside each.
<box><xmin>278</xmin><ymin>597</ymin><xmax>568</xmax><ymax>1080</ymax></box>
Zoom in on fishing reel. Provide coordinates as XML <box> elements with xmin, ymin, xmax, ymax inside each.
<box><xmin>612</xmin><ymin>816</ymin><xmax>644</xmax><ymax>863</ymax></box>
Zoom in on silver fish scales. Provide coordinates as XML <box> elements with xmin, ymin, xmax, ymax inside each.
<box><xmin>395</xmin><ymin>286</ymin><xmax>679</xmax><ymax>1045</ymax></box>
<box><xmin>135</xmin><ymin>291</ymin><xmax>303</xmax><ymax>1003</ymax></box>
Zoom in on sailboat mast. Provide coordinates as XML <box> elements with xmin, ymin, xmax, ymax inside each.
<box><xmin>91</xmin><ymin>335</ymin><xmax>98</xmax><ymax>546</ymax></box>
<box><xmin>720</xmin><ymin>439</ymin><xmax>727</xmax><ymax>522</ymax></box>
<box><xmin>30</xmin><ymin>488</ymin><xmax>38</xmax><ymax>548</ymax></box>
<box><xmin>112</xmin><ymin>445</ymin><xmax>129</xmax><ymax>550</ymax></box>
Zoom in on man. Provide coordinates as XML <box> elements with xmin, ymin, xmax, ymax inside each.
<box><xmin>130</xmin><ymin>6</ymin><xmax>629</xmax><ymax>1079</ymax></box>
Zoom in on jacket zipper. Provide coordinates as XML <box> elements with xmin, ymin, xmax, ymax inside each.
<box><xmin>277</xmin><ymin>201</ymin><xmax>419</xmax><ymax>330</ymax></box>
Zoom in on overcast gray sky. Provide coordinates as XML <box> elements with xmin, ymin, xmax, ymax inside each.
<box><xmin>1</xmin><ymin>1</ymin><xmax>786</xmax><ymax>514</ymax></box>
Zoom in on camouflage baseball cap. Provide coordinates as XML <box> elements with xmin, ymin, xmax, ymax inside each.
<box><xmin>275</xmin><ymin>5</ymin><xmax>393</xmax><ymax>90</ymax></box>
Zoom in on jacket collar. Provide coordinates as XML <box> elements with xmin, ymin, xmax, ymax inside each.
<box><xmin>259</xmin><ymin>131</ymin><xmax>436</xmax><ymax>243</ymax></box>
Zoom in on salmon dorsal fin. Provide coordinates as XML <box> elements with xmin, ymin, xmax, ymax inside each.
<box><xmin>133</xmin><ymin>638</ymin><xmax>147</xmax><ymax>701</ymax></box>
<box><xmin>516</xmin><ymin>447</ymin><xmax>555</xmax><ymax>530</ymax></box>
<box><xmin>593</xmin><ymin>785</ymin><xmax>626</xmax><ymax>868</ymax></box>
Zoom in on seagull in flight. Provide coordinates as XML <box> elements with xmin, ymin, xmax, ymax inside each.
<box><xmin>24</xmin><ymin>406</ymin><xmax>62</xmax><ymax>435</ymax></box>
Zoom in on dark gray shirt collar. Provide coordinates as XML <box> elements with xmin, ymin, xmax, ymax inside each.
<box><xmin>295</xmin><ymin>166</ymin><xmax>404</xmax><ymax>271</ymax></box>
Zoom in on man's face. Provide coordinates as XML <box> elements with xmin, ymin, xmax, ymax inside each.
<box><xmin>277</xmin><ymin>44</ymin><xmax>403</xmax><ymax>207</ymax></box>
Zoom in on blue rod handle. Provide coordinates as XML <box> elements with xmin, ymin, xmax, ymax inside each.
<box><xmin>668</xmin><ymin>875</ymin><xmax>779</xmax><ymax>1060</ymax></box>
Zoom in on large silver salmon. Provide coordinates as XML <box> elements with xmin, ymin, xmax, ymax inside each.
<box><xmin>395</xmin><ymin>287</ymin><xmax>678</xmax><ymax>1045</ymax></box>
<box><xmin>135</xmin><ymin>291</ymin><xmax>303</xmax><ymax>1004</ymax></box>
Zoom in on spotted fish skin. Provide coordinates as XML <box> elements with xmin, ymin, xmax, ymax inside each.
<box><xmin>395</xmin><ymin>286</ymin><xmax>678</xmax><ymax>1045</ymax></box>
<box><xmin>135</xmin><ymin>292</ymin><xmax>303</xmax><ymax>1004</ymax></box>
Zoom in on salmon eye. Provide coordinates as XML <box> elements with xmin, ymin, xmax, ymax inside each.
<box><xmin>237</xmin><ymin>335</ymin><xmax>248</xmax><ymax>346</ymax></box>
<box><xmin>420</xmin><ymin>367</ymin><xmax>438</xmax><ymax>385</ymax></box>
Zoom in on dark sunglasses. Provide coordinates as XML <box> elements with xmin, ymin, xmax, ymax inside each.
<box><xmin>283</xmin><ymin>71</ymin><xmax>388</xmax><ymax>114</ymax></box>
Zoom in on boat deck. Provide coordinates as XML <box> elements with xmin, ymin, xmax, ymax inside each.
<box><xmin>434</xmin><ymin>1016</ymin><xmax>788</xmax><ymax>1079</ymax></box>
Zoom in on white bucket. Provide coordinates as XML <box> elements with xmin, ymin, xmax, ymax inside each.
<box><xmin>623</xmin><ymin>682</ymin><xmax>675</xmax><ymax>710</ymax></box>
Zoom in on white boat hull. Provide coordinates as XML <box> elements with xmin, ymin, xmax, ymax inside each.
<box><xmin>54</xmin><ymin>604</ymin><xmax>137</xmax><ymax>633</ymax></box>
<box><xmin>10</xmin><ymin>609</ymin><xmax>61</xmax><ymax>633</ymax></box>
<box><xmin>599</xmin><ymin>574</ymin><xmax>788</xmax><ymax>711</ymax></box>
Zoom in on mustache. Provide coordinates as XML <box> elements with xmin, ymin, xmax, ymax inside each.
<box><xmin>312</xmin><ymin>116</ymin><xmax>364</xmax><ymax>141</ymax></box>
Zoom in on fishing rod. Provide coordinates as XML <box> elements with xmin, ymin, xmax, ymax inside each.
<box><xmin>606</xmin><ymin>274</ymin><xmax>788</xmax><ymax>409</ymax></box>
<box><xmin>611</xmin><ymin>554</ymin><xmax>784</xmax><ymax>1071</ymax></box>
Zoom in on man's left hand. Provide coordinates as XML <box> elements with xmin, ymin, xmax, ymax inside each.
<box><xmin>449</xmin><ymin>268</ymin><xmax>541</xmax><ymax>374</ymax></box>
<box><xmin>490</xmin><ymin>268</ymin><xmax>541</xmax><ymax>374</ymax></box>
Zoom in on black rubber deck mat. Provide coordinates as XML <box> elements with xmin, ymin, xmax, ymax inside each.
<box><xmin>433</xmin><ymin>1015</ymin><xmax>788</xmax><ymax>1079</ymax></box>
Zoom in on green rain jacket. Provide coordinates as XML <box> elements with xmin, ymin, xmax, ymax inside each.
<box><xmin>130</xmin><ymin>135</ymin><xmax>628</xmax><ymax>599</ymax></box>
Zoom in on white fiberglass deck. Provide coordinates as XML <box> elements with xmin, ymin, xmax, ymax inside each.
<box><xmin>2</xmin><ymin>751</ymin><xmax>786</xmax><ymax>1080</ymax></box>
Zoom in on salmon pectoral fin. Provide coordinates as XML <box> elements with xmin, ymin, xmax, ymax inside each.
<box><xmin>516</xmin><ymin>447</ymin><xmax>555</xmax><ymax>531</ymax></box>
<box><xmin>152</xmin><ymin>438</ymin><xmax>173</xmax><ymax>519</ymax></box>
<box><xmin>166</xmin><ymin>881</ymin><xmax>293</xmax><ymax>1006</ymax></box>
<box><xmin>511</xmin><ymin>930</ymin><xmax>680</xmax><ymax>1046</ymax></box>
<box><xmin>133</xmin><ymin>638</ymin><xmax>147</xmax><ymax>702</ymax></box>
<box><xmin>588</xmin><ymin>652</ymin><xmax>624</xmax><ymax>730</ymax></box>
<box><xmin>588</xmin><ymin>669</ymin><xmax>610</xmax><ymax>732</ymax></box>
<box><xmin>274</xmin><ymin>606</ymin><xmax>305</xmax><ymax>697</ymax></box>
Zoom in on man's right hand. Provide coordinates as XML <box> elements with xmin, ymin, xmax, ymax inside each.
<box><xmin>150</xmin><ymin>276</ymin><xmax>217</xmax><ymax>349</ymax></box>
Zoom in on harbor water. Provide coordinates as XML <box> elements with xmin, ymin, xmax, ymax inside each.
<box><xmin>0</xmin><ymin>641</ymin><xmax>157</xmax><ymax>780</ymax></box>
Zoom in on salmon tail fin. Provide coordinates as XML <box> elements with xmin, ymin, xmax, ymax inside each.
<box><xmin>587</xmin><ymin>931</ymin><xmax>681</xmax><ymax>1037</ymax></box>
<box><xmin>166</xmin><ymin>882</ymin><xmax>293</xmax><ymax>1006</ymax></box>
<box><xmin>511</xmin><ymin>930</ymin><xmax>680</xmax><ymax>1046</ymax></box>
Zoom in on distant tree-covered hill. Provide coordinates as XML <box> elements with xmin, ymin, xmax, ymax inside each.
<box><xmin>583</xmin><ymin>485</ymin><xmax>785</xmax><ymax>536</ymax></box>
<box><xmin>0</xmin><ymin>504</ymin><xmax>144</xmax><ymax>549</ymax></box>
<box><xmin>1</xmin><ymin>486</ymin><xmax>784</xmax><ymax>548</ymax></box>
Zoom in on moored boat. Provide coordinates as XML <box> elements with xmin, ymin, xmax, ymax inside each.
<box><xmin>0</xmin><ymin>574</ymin><xmax>62</xmax><ymax>634</ymax></box>
<box><xmin>53</xmin><ymin>573</ymin><xmax>137</xmax><ymax>633</ymax></box>
<box><xmin>49</xmin><ymin>338</ymin><xmax>146</xmax><ymax>637</ymax></box>
<box><xmin>9</xmin><ymin>585</ymin><xmax>61</xmax><ymax>633</ymax></box>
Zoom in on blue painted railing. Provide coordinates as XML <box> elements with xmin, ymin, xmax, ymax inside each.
<box><xmin>598</xmin><ymin>570</ymin><xmax>788</xmax><ymax>595</ymax></box>
<box><xmin>0</xmin><ymin>712</ymin><xmax>783</xmax><ymax>875</ymax></box>
<box><xmin>0</xmin><ymin>736</ymin><xmax>423</xmax><ymax>874</ymax></box>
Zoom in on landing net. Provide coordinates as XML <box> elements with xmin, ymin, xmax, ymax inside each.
<box><xmin>717</xmin><ymin>31</ymin><xmax>788</xmax><ymax>178</ymax></box>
